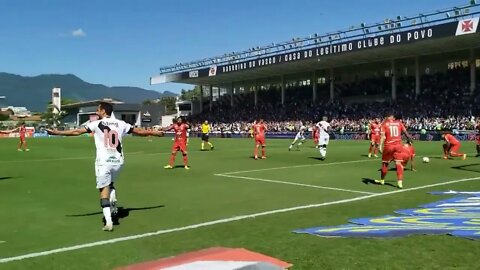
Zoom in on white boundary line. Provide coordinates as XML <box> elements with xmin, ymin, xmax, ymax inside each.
<box><xmin>215</xmin><ymin>174</ymin><xmax>376</xmax><ymax>195</ymax></box>
<box><xmin>1</xmin><ymin>176</ymin><xmax>479</xmax><ymax>264</ymax></box>
<box><xmin>219</xmin><ymin>159</ymin><xmax>377</xmax><ymax>175</ymax></box>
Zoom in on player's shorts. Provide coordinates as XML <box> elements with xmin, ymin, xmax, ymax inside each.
<box><xmin>370</xmin><ymin>135</ymin><xmax>380</xmax><ymax>144</ymax></box>
<box><xmin>476</xmin><ymin>136</ymin><xmax>480</xmax><ymax>145</ymax></box>
<box><xmin>19</xmin><ymin>135</ymin><xmax>26</xmax><ymax>142</ymax></box>
<box><xmin>255</xmin><ymin>137</ymin><xmax>266</xmax><ymax>146</ymax></box>
<box><xmin>448</xmin><ymin>143</ymin><xmax>461</xmax><ymax>153</ymax></box>
<box><xmin>319</xmin><ymin>134</ymin><xmax>330</xmax><ymax>146</ymax></box>
<box><xmin>201</xmin><ymin>133</ymin><xmax>209</xmax><ymax>142</ymax></box>
<box><xmin>172</xmin><ymin>141</ymin><xmax>187</xmax><ymax>153</ymax></box>
<box><xmin>382</xmin><ymin>144</ymin><xmax>403</xmax><ymax>163</ymax></box>
<box><xmin>95</xmin><ymin>164</ymin><xmax>122</xmax><ymax>189</ymax></box>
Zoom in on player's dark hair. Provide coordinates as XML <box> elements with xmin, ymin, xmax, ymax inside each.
<box><xmin>99</xmin><ymin>102</ymin><xmax>113</xmax><ymax>116</ymax></box>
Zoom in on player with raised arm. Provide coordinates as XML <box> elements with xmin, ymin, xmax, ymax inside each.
<box><xmin>442</xmin><ymin>133</ymin><xmax>466</xmax><ymax>160</ymax></box>
<box><xmin>253</xmin><ymin>119</ymin><xmax>267</xmax><ymax>160</ymax></box>
<box><xmin>317</xmin><ymin>117</ymin><xmax>330</xmax><ymax>160</ymax></box>
<box><xmin>289</xmin><ymin>123</ymin><xmax>306</xmax><ymax>151</ymax></box>
<box><xmin>163</xmin><ymin>117</ymin><xmax>190</xmax><ymax>169</ymax></box>
<box><xmin>368</xmin><ymin>119</ymin><xmax>381</xmax><ymax>158</ymax></box>
<box><xmin>0</xmin><ymin>123</ymin><xmax>30</xmax><ymax>151</ymax></box>
<box><xmin>47</xmin><ymin>102</ymin><xmax>161</xmax><ymax>231</ymax></box>
<box><xmin>201</xmin><ymin>120</ymin><xmax>214</xmax><ymax>151</ymax></box>
<box><xmin>375</xmin><ymin>114</ymin><xmax>411</xmax><ymax>189</ymax></box>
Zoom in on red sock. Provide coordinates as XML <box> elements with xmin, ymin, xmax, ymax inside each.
<box><xmin>450</xmin><ymin>152</ymin><xmax>463</xmax><ymax>157</ymax></box>
<box><xmin>169</xmin><ymin>153</ymin><xmax>176</xmax><ymax>166</ymax></box>
<box><xmin>254</xmin><ymin>146</ymin><xmax>258</xmax><ymax>157</ymax></box>
<box><xmin>374</xmin><ymin>145</ymin><xmax>378</xmax><ymax>155</ymax></box>
<box><xmin>396</xmin><ymin>162</ymin><xmax>404</xmax><ymax>181</ymax></box>
<box><xmin>182</xmin><ymin>154</ymin><xmax>188</xmax><ymax>166</ymax></box>
<box><xmin>261</xmin><ymin>147</ymin><xmax>266</xmax><ymax>157</ymax></box>
<box><xmin>381</xmin><ymin>163</ymin><xmax>388</xmax><ymax>179</ymax></box>
<box><xmin>369</xmin><ymin>144</ymin><xmax>373</xmax><ymax>154</ymax></box>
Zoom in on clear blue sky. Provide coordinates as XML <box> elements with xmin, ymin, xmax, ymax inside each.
<box><xmin>0</xmin><ymin>0</ymin><xmax>469</xmax><ymax>93</ymax></box>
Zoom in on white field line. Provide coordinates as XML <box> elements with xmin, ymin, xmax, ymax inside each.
<box><xmin>219</xmin><ymin>159</ymin><xmax>378</xmax><ymax>175</ymax></box>
<box><xmin>215</xmin><ymin>174</ymin><xmax>376</xmax><ymax>195</ymax></box>
<box><xmin>1</xmin><ymin>176</ymin><xmax>479</xmax><ymax>264</ymax></box>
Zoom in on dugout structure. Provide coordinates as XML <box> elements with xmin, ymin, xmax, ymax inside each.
<box><xmin>151</xmin><ymin>3</ymin><xmax>480</xmax><ymax>113</ymax></box>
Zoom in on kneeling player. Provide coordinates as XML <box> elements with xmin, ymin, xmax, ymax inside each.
<box><xmin>400</xmin><ymin>139</ymin><xmax>416</xmax><ymax>172</ymax></box>
<box><xmin>442</xmin><ymin>133</ymin><xmax>466</xmax><ymax>160</ymax></box>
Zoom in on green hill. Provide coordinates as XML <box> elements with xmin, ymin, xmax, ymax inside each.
<box><xmin>0</xmin><ymin>72</ymin><xmax>176</xmax><ymax>111</ymax></box>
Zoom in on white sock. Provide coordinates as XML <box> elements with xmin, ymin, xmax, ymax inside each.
<box><xmin>320</xmin><ymin>147</ymin><xmax>327</xmax><ymax>158</ymax></box>
<box><xmin>103</xmin><ymin>207</ymin><xmax>113</xmax><ymax>225</ymax></box>
<box><xmin>109</xmin><ymin>189</ymin><xmax>116</xmax><ymax>203</ymax></box>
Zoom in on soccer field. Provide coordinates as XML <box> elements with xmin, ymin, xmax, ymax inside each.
<box><xmin>0</xmin><ymin>136</ymin><xmax>479</xmax><ymax>269</ymax></box>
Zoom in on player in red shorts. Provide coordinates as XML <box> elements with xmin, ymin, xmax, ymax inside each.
<box><xmin>375</xmin><ymin>114</ymin><xmax>411</xmax><ymax>189</ymax></box>
<box><xmin>0</xmin><ymin>123</ymin><xmax>30</xmax><ymax>151</ymax></box>
<box><xmin>400</xmin><ymin>139</ymin><xmax>416</xmax><ymax>172</ymax></box>
<box><xmin>442</xmin><ymin>133</ymin><xmax>466</xmax><ymax>160</ymax></box>
<box><xmin>312</xmin><ymin>124</ymin><xmax>319</xmax><ymax>148</ymax></box>
<box><xmin>253</xmin><ymin>119</ymin><xmax>267</xmax><ymax>160</ymax></box>
<box><xmin>476</xmin><ymin>121</ymin><xmax>480</xmax><ymax>157</ymax></box>
<box><xmin>163</xmin><ymin>117</ymin><xmax>190</xmax><ymax>169</ymax></box>
<box><xmin>368</xmin><ymin>118</ymin><xmax>381</xmax><ymax>158</ymax></box>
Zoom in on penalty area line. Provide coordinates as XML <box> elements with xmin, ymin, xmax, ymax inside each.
<box><xmin>0</xmin><ymin>176</ymin><xmax>479</xmax><ymax>264</ymax></box>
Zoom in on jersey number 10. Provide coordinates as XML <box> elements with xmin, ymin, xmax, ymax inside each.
<box><xmin>104</xmin><ymin>130</ymin><xmax>119</xmax><ymax>148</ymax></box>
<box><xmin>389</xmin><ymin>126</ymin><xmax>399</xmax><ymax>137</ymax></box>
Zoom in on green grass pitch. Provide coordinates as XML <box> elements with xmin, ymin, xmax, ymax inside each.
<box><xmin>0</xmin><ymin>136</ymin><xmax>479</xmax><ymax>269</ymax></box>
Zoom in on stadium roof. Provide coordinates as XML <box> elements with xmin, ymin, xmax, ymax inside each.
<box><xmin>151</xmin><ymin>3</ymin><xmax>480</xmax><ymax>87</ymax></box>
<box><xmin>61</xmin><ymin>99</ymin><xmax>124</xmax><ymax>109</ymax></box>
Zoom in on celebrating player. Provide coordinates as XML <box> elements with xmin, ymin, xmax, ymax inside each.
<box><xmin>317</xmin><ymin>117</ymin><xmax>330</xmax><ymax>160</ymax></box>
<box><xmin>368</xmin><ymin>119</ymin><xmax>381</xmax><ymax>158</ymax></box>
<box><xmin>375</xmin><ymin>114</ymin><xmax>411</xmax><ymax>189</ymax></box>
<box><xmin>47</xmin><ymin>102</ymin><xmax>161</xmax><ymax>231</ymax></box>
<box><xmin>289</xmin><ymin>124</ymin><xmax>306</xmax><ymax>151</ymax></box>
<box><xmin>163</xmin><ymin>117</ymin><xmax>190</xmax><ymax>169</ymax></box>
<box><xmin>253</xmin><ymin>119</ymin><xmax>267</xmax><ymax>159</ymax></box>
<box><xmin>400</xmin><ymin>138</ymin><xmax>416</xmax><ymax>172</ymax></box>
<box><xmin>442</xmin><ymin>133</ymin><xmax>466</xmax><ymax>160</ymax></box>
<box><xmin>0</xmin><ymin>123</ymin><xmax>30</xmax><ymax>151</ymax></box>
<box><xmin>201</xmin><ymin>120</ymin><xmax>214</xmax><ymax>151</ymax></box>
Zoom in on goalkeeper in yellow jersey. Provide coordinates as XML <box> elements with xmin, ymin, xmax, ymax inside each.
<box><xmin>201</xmin><ymin>120</ymin><xmax>214</xmax><ymax>150</ymax></box>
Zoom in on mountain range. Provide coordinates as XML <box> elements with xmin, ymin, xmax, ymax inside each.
<box><xmin>0</xmin><ymin>72</ymin><xmax>177</xmax><ymax>111</ymax></box>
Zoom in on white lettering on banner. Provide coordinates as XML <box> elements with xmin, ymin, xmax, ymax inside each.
<box><xmin>407</xmin><ymin>29</ymin><xmax>433</xmax><ymax>41</ymax></box>
<box><xmin>218</xmin><ymin>26</ymin><xmax>439</xmax><ymax>74</ymax></box>
<box><xmin>188</xmin><ymin>70</ymin><xmax>198</xmax><ymax>78</ymax></box>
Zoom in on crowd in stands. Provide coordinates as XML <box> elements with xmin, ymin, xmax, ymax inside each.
<box><xmin>188</xmin><ymin>67</ymin><xmax>480</xmax><ymax>134</ymax></box>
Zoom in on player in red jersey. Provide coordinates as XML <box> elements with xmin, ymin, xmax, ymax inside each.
<box><xmin>312</xmin><ymin>124</ymin><xmax>319</xmax><ymax>148</ymax></box>
<box><xmin>253</xmin><ymin>119</ymin><xmax>267</xmax><ymax>160</ymax></box>
<box><xmin>442</xmin><ymin>133</ymin><xmax>466</xmax><ymax>160</ymax></box>
<box><xmin>375</xmin><ymin>114</ymin><xmax>411</xmax><ymax>189</ymax></box>
<box><xmin>163</xmin><ymin>117</ymin><xmax>190</xmax><ymax>169</ymax></box>
<box><xmin>368</xmin><ymin>119</ymin><xmax>381</xmax><ymax>158</ymax></box>
<box><xmin>400</xmin><ymin>139</ymin><xmax>416</xmax><ymax>172</ymax></box>
<box><xmin>0</xmin><ymin>123</ymin><xmax>30</xmax><ymax>151</ymax></box>
<box><xmin>475</xmin><ymin>120</ymin><xmax>480</xmax><ymax>157</ymax></box>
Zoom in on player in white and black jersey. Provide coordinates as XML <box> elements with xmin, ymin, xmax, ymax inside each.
<box><xmin>316</xmin><ymin>116</ymin><xmax>331</xmax><ymax>160</ymax></box>
<box><xmin>47</xmin><ymin>102</ymin><xmax>162</xmax><ymax>232</ymax></box>
<box><xmin>289</xmin><ymin>125</ymin><xmax>306</xmax><ymax>151</ymax></box>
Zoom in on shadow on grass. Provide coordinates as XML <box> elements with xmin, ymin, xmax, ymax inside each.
<box><xmin>308</xmin><ymin>157</ymin><xmax>325</xmax><ymax>161</ymax></box>
<box><xmin>451</xmin><ymin>163</ymin><xmax>480</xmax><ymax>173</ymax></box>
<box><xmin>0</xmin><ymin>177</ymin><xmax>13</xmax><ymax>181</ymax></box>
<box><xmin>361</xmin><ymin>178</ymin><xmax>397</xmax><ymax>188</ymax></box>
<box><xmin>66</xmin><ymin>205</ymin><xmax>165</xmax><ymax>225</ymax></box>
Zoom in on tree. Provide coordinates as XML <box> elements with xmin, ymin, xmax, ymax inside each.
<box><xmin>160</xmin><ymin>96</ymin><xmax>177</xmax><ymax>115</ymax></box>
<box><xmin>180</xmin><ymin>86</ymin><xmax>201</xmax><ymax>101</ymax></box>
<box><xmin>41</xmin><ymin>99</ymin><xmax>77</xmax><ymax>127</ymax></box>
